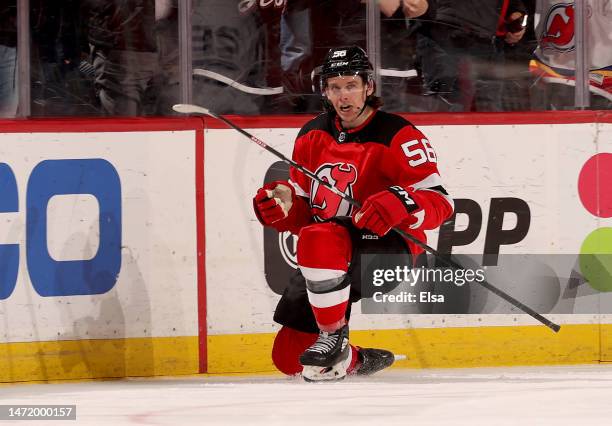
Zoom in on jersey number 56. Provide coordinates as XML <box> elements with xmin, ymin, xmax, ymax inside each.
<box><xmin>401</xmin><ymin>139</ymin><xmax>437</xmax><ymax>167</ymax></box>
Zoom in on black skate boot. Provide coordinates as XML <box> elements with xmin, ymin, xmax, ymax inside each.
<box><xmin>353</xmin><ymin>348</ymin><xmax>395</xmax><ymax>376</ymax></box>
<box><xmin>300</xmin><ymin>325</ymin><xmax>351</xmax><ymax>382</ymax></box>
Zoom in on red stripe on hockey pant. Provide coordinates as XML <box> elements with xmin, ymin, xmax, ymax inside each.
<box><xmin>297</xmin><ymin>222</ymin><xmax>352</xmax><ymax>272</ymax></box>
<box><xmin>271</xmin><ymin>326</ymin><xmax>358</xmax><ymax>375</ymax></box>
<box><xmin>311</xmin><ymin>301</ymin><xmax>349</xmax><ymax>332</ymax></box>
<box><xmin>272</xmin><ymin>327</ymin><xmax>318</xmax><ymax>375</ymax></box>
<box><xmin>348</xmin><ymin>345</ymin><xmax>359</xmax><ymax>373</ymax></box>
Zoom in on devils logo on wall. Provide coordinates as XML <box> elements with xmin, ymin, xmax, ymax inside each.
<box><xmin>540</xmin><ymin>3</ymin><xmax>575</xmax><ymax>52</ymax></box>
<box><xmin>310</xmin><ymin>162</ymin><xmax>358</xmax><ymax>221</ymax></box>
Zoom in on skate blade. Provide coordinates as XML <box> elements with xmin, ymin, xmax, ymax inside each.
<box><xmin>303</xmin><ymin>373</ymin><xmax>347</xmax><ymax>383</ymax></box>
<box><xmin>302</xmin><ymin>349</ymin><xmax>352</xmax><ymax>382</ymax></box>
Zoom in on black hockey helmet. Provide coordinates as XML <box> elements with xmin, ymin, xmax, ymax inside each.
<box><xmin>318</xmin><ymin>46</ymin><xmax>374</xmax><ymax>92</ymax></box>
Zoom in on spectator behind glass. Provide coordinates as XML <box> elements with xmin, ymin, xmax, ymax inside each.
<box><xmin>84</xmin><ymin>0</ymin><xmax>159</xmax><ymax>116</ymax></box>
<box><xmin>499</xmin><ymin>0</ymin><xmax>536</xmax><ymax>111</ymax></box>
<box><xmin>30</xmin><ymin>0</ymin><xmax>97</xmax><ymax>116</ymax></box>
<box><xmin>0</xmin><ymin>1</ymin><xmax>18</xmax><ymax>118</ymax></box>
<box><xmin>154</xmin><ymin>0</ymin><xmax>181</xmax><ymax>115</ymax></box>
<box><xmin>529</xmin><ymin>0</ymin><xmax>612</xmax><ymax>110</ymax></box>
<box><xmin>280</xmin><ymin>0</ymin><xmax>428</xmax><ymax>113</ymax></box>
<box><xmin>191</xmin><ymin>0</ymin><xmax>284</xmax><ymax>115</ymax></box>
<box><xmin>280</xmin><ymin>0</ymin><xmax>366</xmax><ymax>113</ymax></box>
<box><xmin>415</xmin><ymin>0</ymin><xmax>528</xmax><ymax>111</ymax></box>
<box><xmin>378</xmin><ymin>0</ymin><xmax>429</xmax><ymax>113</ymax></box>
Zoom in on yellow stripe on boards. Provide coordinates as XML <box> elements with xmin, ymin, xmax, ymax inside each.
<box><xmin>207</xmin><ymin>324</ymin><xmax>602</xmax><ymax>374</ymax></box>
<box><xmin>0</xmin><ymin>325</ymin><xmax>605</xmax><ymax>382</ymax></box>
<box><xmin>0</xmin><ymin>336</ymin><xmax>199</xmax><ymax>383</ymax></box>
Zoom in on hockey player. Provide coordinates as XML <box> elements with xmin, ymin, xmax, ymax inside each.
<box><xmin>253</xmin><ymin>46</ymin><xmax>454</xmax><ymax>381</ymax></box>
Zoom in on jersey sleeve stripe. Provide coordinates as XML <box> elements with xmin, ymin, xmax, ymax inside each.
<box><xmin>410</xmin><ymin>173</ymin><xmax>454</xmax><ymax>210</ymax></box>
<box><xmin>411</xmin><ymin>172</ymin><xmax>444</xmax><ymax>190</ymax></box>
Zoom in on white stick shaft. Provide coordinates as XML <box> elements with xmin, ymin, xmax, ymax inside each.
<box><xmin>193</xmin><ymin>68</ymin><xmax>284</xmax><ymax>95</ymax></box>
<box><xmin>172</xmin><ymin>104</ymin><xmax>211</xmax><ymax>116</ymax></box>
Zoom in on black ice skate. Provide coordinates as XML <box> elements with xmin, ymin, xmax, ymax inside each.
<box><xmin>354</xmin><ymin>348</ymin><xmax>395</xmax><ymax>376</ymax></box>
<box><xmin>300</xmin><ymin>325</ymin><xmax>351</xmax><ymax>382</ymax></box>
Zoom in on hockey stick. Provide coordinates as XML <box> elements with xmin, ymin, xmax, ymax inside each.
<box><xmin>193</xmin><ymin>68</ymin><xmax>284</xmax><ymax>95</ymax></box>
<box><xmin>173</xmin><ymin>103</ymin><xmax>561</xmax><ymax>333</ymax></box>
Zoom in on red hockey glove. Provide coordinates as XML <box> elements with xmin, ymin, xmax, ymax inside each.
<box><xmin>353</xmin><ymin>186</ymin><xmax>419</xmax><ymax>236</ymax></box>
<box><xmin>253</xmin><ymin>181</ymin><xmax>295</xmax><ymax>226</ymax></box>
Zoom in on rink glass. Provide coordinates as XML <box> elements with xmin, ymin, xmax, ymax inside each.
<box><xmin>0</xmin><ymin>0</ymin><xmax>606</xmax><ymax>118</ymax></box>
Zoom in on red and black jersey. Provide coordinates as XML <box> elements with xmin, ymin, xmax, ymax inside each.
<box><xmin>276</xmin><ymin>109</ymin><xmax>454</xmax><ymax>255</ymax></box>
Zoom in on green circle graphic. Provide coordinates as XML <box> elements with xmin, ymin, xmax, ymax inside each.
<box><xmin>580</xmin><ymin>228</ymin><xmax>612</xmax><ymax>292</ymax></box>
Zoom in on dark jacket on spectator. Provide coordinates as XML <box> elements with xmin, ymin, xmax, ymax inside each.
<box><xmin>85</xmin><ymin>0</ymin><xmax>156</xmax><ymax>52</ymax></box>
<box><xmin>31</xmin><ymin>0</ymin><xmax>82</xmax><ymax>65</ymax></box>
<box><xmin>0</xmin><ymin>2</ymin><xmax>17</xmax><ymax>47</ymax></box>
<box><xmin>434</xmin><ymin>0</ymin><xmax>527</xmax><ymax>39</ymax></box>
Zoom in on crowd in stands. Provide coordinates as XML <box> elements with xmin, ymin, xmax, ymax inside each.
<box><xmin>0</xmin><ymin>0</ymin><xmax>610</xmax><ymax>118</ymax></box>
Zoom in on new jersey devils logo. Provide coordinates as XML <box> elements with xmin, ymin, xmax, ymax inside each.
<box><xmin>311</xmin><ymin>163</ymin><xmax>358</xmax><ymax>221</ymax></box>
<box><xmin>541</xmin><ymin>3</ymin><xmax>575</xmax><ymax>52</ymax></box>
<box><xmin>238</xmin><ymin>0</ymin><xmax>286</xmax><ymax>14</ymax></box>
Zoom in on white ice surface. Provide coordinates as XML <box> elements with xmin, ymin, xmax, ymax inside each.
<box><xmin>3</xmin><ymin>365</ymin><xmax>612</xmax><ymax>425</ymax></box>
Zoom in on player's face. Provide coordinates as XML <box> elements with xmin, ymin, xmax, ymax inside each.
<box><xmin>325</xmin><ymin>75</ymin><xmax>374</xmax><ymax>128</ymax></box>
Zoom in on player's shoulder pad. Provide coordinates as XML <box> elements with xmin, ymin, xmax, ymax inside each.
<box><xmin>365</xmin><ymin>111</ymin><xmax>417</xmax><ymax>147</ymax></box>
<box><xmin>297</xmin><ymin>112</ymin><xmax>333</xmax><ymax>138</ymax></box>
